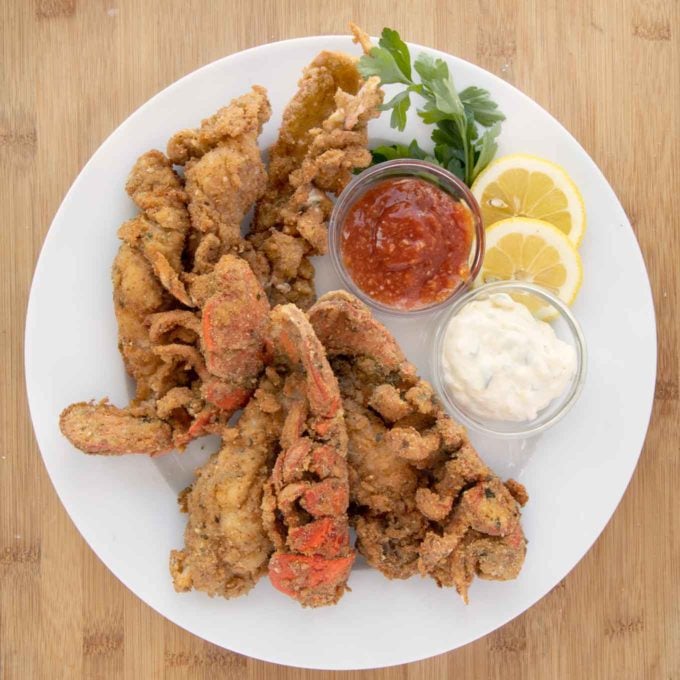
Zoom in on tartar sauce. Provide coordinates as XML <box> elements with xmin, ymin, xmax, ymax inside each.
<box><xmin>441</xmin><ymin>294</ymin><xmax>577</xmax><ymax>422</ymax></box>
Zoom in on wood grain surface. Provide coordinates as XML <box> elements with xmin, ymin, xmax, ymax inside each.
<box><xmin>1</xmin><ymin>1</ymin><xmax>678</xmax><ymax>677</ymax></box>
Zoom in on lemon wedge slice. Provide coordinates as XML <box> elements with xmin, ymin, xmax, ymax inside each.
<box><xmin>477</xmin><ymin>217</ymin><xmax>583</xmax><ymax>319</ymax></box>
<box><xmin>471</xmin><ymin>154</ymin><xmax>586</xmax><ymax>247</ymax></box>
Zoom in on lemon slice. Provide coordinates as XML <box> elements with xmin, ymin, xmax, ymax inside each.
<box><xmin>471</xmin><ymin>154</ymin><xmax>586</xmax><ymax>247</ymax></box>
<box><xmin>477</xmin><ymin>217</ymin><xmax>583</xmax><ymax>319</ymax></box>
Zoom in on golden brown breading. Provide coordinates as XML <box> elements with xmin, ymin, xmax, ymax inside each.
<box><xmin>125</xmin><ymin>149</ymin><xmax>190</xmax><ymax>232</ymax></box>
<box><xmin>61</xmin><ymin>254</ymin><xmax>270</xmax><ymax>456</ymax></box>
<box><xmin>171</xmin><ymin>305</ymin><xmax>355</xmax><ymax>608</ymax></box>
<box><xmin>183</xmin><ymin>142</ymin><xmax>266</xmax><ymax>250</ymax></box>
<box><xmin>262</xmin><ymin>305</ymin><xmax>354</xmax><ymax>608</ymax></box>
<box><xmin>349</xmin><ymin>21</ymin><xmax>373</xmax><ymax>55</ymax></box>
<box><xmin>428</xmin><ymin>523</ymin><xmax>527</xmax><ymax>597</ymax></box>
<box><xmin>249</xmin><ymin>53</ymin><xmax>383</xmax><ymax>309</ymax></box>
<box><xmin>197</xmin><ymin>254</ymin><xmax>271</xmax><ymax>387</ymax></box>
<box><xmin>242</xmin><ymin>231</ymin><xmax>317</xmax><ymax>309</ymax></box>
<box><xmin>263</xmin><ymin>52</ymin><xmax>361</xmax><ymax>195</ymax></box>
<box><xmin>170</xmin><ymin>374</ymin><xmax>284</xmax><ymax>598</ymax></box>
<box><xmin>167</xmin><ymin>86</ymin><xmax>272</xmax><ymax>165</ymax></box>
<box><xmin>111</xmin><ymin>150</ymin><xmax>192</xmax><ymax>396</ymax></box>
<box><xmin>59</xmin><ymin>401</ymin><xmax>173</xmax><ymax>456</ymax></box>
<box><xmin>343</xmin><ymin>398</ymin><xmax>427</xmax><ymax>579</ymax></box>
<box><xmin>167</xmin><ymin>86</ymin><xmax>272</xmax><ymax>258</ymax></box>
<box><xmin>112</xmin><ymin>244</ymin><xmax>170</xmax><ymax>398</ymax></box>
<box><xmin>504</xmin><ymin>478</ymin><xmax>530</xmax><ymax>506</ymax></box>
<box><xmin>119</xmin><ymin>150</ymin><xmax>192</xmax><ymax>306</ymax></box>
<box><xmin>308</xmin><ymin>291</ymin><xmax>528</xmax><ymax>602</ymax></box>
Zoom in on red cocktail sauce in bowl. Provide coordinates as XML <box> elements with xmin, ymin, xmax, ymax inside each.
<box><xmin>329</xmin><ymin>160</ymin><xmax>484</xmax><ymax>314</ymax></box>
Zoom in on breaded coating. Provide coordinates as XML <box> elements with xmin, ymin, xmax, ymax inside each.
<box><xmin>262</xmin><ymin>305</ymin><xmax>354</xmax><ymax>607</ymax></box>
<box><xmin>171</xmin><ymin>306</ymin><xmax>354</xmax><ymax>608</ymax></box>
<box><xmin>112</xmin><ymin>244</ymin><xmax>170</xmax><ymax>398</ymax></box>
<box><xmin>61</xmin><ymin>254</ymin><xmax>270</xmax><ymax>456</ymax></box>
<box><xmin>262</xmin><ymin>52</ymin><xmax>362</xmax><ymax>197</ymax></box>
<box><xmin>274</xmin><ymin>76</ymin><xmax>382</xmax><ymax>256</ymax></box>
<box><xmin>170</xmin><ymin>376</ymin><xmax>283</xmax><ymax>598</ymax></box>
<box><xmin>147</xmin><ymin>253</ymin><xmax>271</xmax><ymax>444</ymax></box>
<box><xmin>367</xmin><ymin>384</ymin><xmax>412</xmax><ymax>423</ymax></box>
<box><xmin>167</xmin><ymin>86</ymin><xmax>272</xmax><ymax>165</ymax></box>
<box><xmin>167</xmin><ymin>86</ymin><xmax>272</xmax><ymax>258</ymax></box>
<box><xmin>119</xmin><ymin>150</ymin><xmax>192</xmax><ymax>306</ymax></box>
<box><xmin>308</xmin><ymin>291</ymin><xmax>528</xmax><ymax>602</ymax></box>
<box><xmin>112</xmin><ymin>150</ymin><xmax>192</xmax><ymax>397</ymax></box>
<box><xmin>343</xmin><ymin>399</ymin><xmax>427</xmax><ymax>578</ymax></box>
<box><xmin>184</xmin><ymin>143</ymin><xmax>266</xmax><ymax>250</ymax></box>
<box><xmin>60</xmin><ymin>401</ymin><xmax>173</xmax><ymax>456</ymax></box>
<box><xmin>248</xmin><ymin>52</ymin><xmax>383</xmax><ymax>309</ymax></box>
<box><xmin>349</xmin><ymin>21</ymin><xmax>373</xmax><ymax>55</ymax></box>
<box><xmin>125</xmin><ymin>149</ymin><xmax>190</xmax><ymax>230</ymax></box>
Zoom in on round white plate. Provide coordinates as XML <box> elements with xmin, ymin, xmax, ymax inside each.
<box><xmin>25</xmin><ymin>36</ymin><xmax>656</xmax><ymax>670</ymax></box>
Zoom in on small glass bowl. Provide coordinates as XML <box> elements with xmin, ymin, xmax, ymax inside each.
<box><xmin>328</xmin><ymin>159</ymin><xmax>485</xmax><ymax>316</ymax></box>
<box><xmin>432</xmin><ymin>281</ymin><xmax>587</xmax><ymax>438</ymax></box>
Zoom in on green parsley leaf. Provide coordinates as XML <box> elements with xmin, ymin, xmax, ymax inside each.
<box><xmin>433</xmin><ymin>144</ymin><xmax>465</xmax><ymax>180</ymax></box>
<box><xmin>371</xmin><ymin>140</ymin><xmax>433</xmax><ymax>164</ymax></box>
<box><xmin>378</xmin><ymin>28</ymin><xmax>412</xmax><ymax>80</ymax></box>
<box><xmin>432</xmin><ymin>120</ymin><xmax>464</xmax><ymax>149</ymax></box>
<box><xmin>364</xmin><ymin>27</ymin><xmax>505</xmax><ymax>185</ymax></box>
<box><xmin>379</xmin><ymin>90</ymin><xmax>412</xmax><ymax>132</ymax></box>
<box><xmin>471</xmin><ymin>121</ymin><xmax>502</xmax><ymax>182</ymax></box>
<box><xmin>406</xmin><ymin>139</ymin><xmax>433</xmax><ymax>160</ymax></box>
<box><xmin>358</xmin><ymin>46</ymin><xmax>411</xmax><ymax>85</ymax></box>
<box><xmin>460</xmin><ymin>86</ymin><xmax>506</xmax><ymax>126</ymax></box>
<box><xmin>414</xmin><ymin>54</ymin><xmax>464</xmax><ymax>118</ymax></box>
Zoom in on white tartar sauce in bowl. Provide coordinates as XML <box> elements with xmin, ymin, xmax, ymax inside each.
<box><xmin>441</xmin><ymin>293</ymin><xmax>577</xmax><ymax>422</ymax></box>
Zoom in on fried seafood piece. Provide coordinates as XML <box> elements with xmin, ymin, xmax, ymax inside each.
<box><xmin>167</xmin><ymin>86</ymin><xmax>272</xmax><ymax>259</ymax></box>
<box><xmin>308</xmin><ymin>291</ymin><xmax>528</xmax><ymax>602</ymax></box>
<box><xmin>149</xmin><ymin>253</ymin><xmax>271</xmax><ymax>444</ymax></box>
<box><xmin>275</xmin><ymin>75</ymin><xmax>382</xmax><ymax>253</ymax></box>
<box><xmin>118</xmin><ymin>150</ymin><xmax>192</xmax><ymax>306</ymax></box>
<box><xmin>60</xmin><ymin>255</ymin><xmax>270</xmax><ymax>456</ymax></box>
<box><xmin>245</xmin><ymin>48</ymin><xmax>383</xmax><ymax>309</ymax></box>
<box><xmin>170</xmin><ymin>305</ymin><xmax>353</xmax><ymax>605</ymax></box>
<box><xmin>59</xmin><ymin>401</ymin><xmax>173</xmax><ymax>456</ymax></box>
<box><xmin>262</xmin><ymin>304</ymin><xmax>354</xmax><ymax>607</ymax></box>
<box><xmin>342</xmin><ymin>398</ymin><xmax>428</xmax><ymax>579</ymax></box>
<box><xmin>111</xmin><ymin>244</ymin><xmax>170</xmax><ymax>398</ymax></box>
<box><xmin>255</xmin><ymin>51</ymin><xmax>362</xmax><ymax>220</ymax></box>
<box><xmin>169</xmin><ymin>372</ymin><xmax>284</xmax><ymax>598</ymax></box>
<box><xmin>112</xmin><ymin>151</ymin><xmax>192</xmax><ymax>398</ymax></box>
<box><xmin>167</xmin><ymin>86</ymin><xmax>272</xmax><ymax>165</ymax></box>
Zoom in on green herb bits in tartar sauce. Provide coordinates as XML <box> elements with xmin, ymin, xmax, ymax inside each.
<box><xmin>441</xmin><ymin>294</ymin><xmax>577</xmax><ymax>422</ymax></box>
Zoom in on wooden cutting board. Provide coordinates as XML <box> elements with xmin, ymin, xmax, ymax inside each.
<box><xmin>1</xmin><ymin>1</ymin><xmax>678</xmax><ymax>678</ymax></box>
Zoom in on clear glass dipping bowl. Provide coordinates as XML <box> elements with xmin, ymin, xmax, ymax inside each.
<box><xmin>432</xmin><ymin>281</ymin><xmax>587</xmax><ymax>438</ymax></box>
<box><xmin>328</xmin><ymin>159</ymin><xmax>485</xmax><ymax>316</ymax></box>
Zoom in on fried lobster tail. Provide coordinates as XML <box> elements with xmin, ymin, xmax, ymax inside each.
<box><xmin>262</xmin><ymin>304</ymin><xmax>354</xmax><ymax>607</ymax></box>
<box><xmin>308</xmin><ymin>291</ymin><xmax>528</xmax><ymax>602</ymax></box>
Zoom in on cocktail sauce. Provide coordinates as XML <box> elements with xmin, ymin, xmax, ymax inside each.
<box><xmin>340</xmin><ymin>177</ymin><xmax>474</xmax><ymax>309</ymax></box>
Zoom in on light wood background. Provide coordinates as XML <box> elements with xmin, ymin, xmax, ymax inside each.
<box><xmin>2</xmin><ymin>0</ymin><xmax>678</xmax><ymax>678</ymax></box>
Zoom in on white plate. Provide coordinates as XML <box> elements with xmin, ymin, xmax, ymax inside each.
<box><xmin>25</xmin><ymin>36</ymin><xmax>656</xmax><ymax>670</ymax></box>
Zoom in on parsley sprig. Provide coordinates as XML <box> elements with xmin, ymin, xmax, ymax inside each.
<box><xmin>358</xmin><ymin>28</ymin><xmax>505</xmax><ymax>186</ymax></box>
